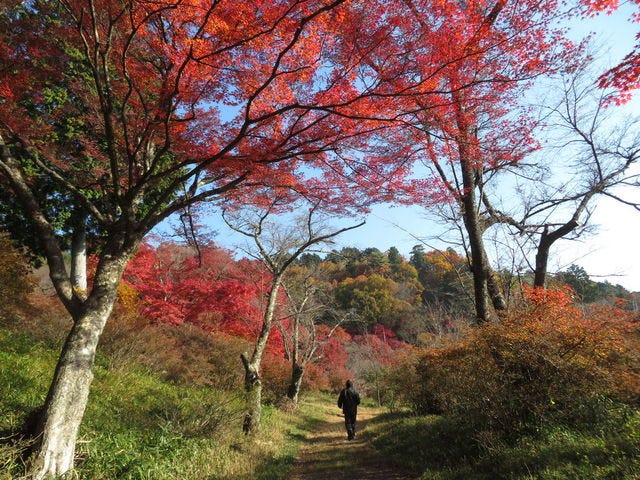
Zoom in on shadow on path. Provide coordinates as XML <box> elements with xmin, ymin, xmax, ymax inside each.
<box><xmin>288</xmin><ymin>403</ymin><xmax>416</xmax><ymax>480</ymax></box>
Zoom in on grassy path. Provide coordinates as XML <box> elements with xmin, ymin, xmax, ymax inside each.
<box><xmin>288</xmin><ymin>399</ymin><xmax>416</xmax><ymax>480</ymax></box>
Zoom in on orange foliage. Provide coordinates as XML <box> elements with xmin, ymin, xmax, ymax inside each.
<box><xmin>260</xmin><ymin>353</ymin><xmax>292</xmax><ymax>403</ymax></box>
<box><xmin>403</xmin><ymin>285</ymin><xmax>639</xmax><ymax>431</ymax></box>
<box><xmin>302</xmin><ymin>363</ymin><xmax>332</xmax><ymax>392</ymax></box>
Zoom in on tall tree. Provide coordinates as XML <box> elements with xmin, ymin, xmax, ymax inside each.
<box><xmin>335</xmin><ymin>273</ymin><xmax>418</xmax><ymax>330</ymax></box>
<box><xmin>481</xmin><ymin>62</ymin><xmax>640</xmax><ymax>288</ymax></box>
<box><xmin>0</xmin><ymin>1</ymin><xmax>397</xmax><ymax>476</ymax></box>
<box><xmin>369</xmin><ymin>0</ymin><xmax>577</xmax><ymax>321</ymax></box>
<box><xmin>278</xmin><ymin>265</ymin><xmax>348</xmax><ymax>403</ymax></box>
<box><xmin>223</xmin><ymin>198</ymin><xmax>363</xmax><ymax>433</ymax></box>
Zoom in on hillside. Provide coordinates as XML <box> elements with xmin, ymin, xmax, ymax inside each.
<box><xmin>0</xmin><ymin>325</ymin><xmax>328</xmax><ymax>480</ymax></box>
<box><xmin>2</xmin><ymin>323</ymin><xmax>638</xmax><ymax>479</ymax></box>
<box><xmin>1</xmin><ymin>237</ymin><xmax>639</xmax><ymax>479</ymax></box>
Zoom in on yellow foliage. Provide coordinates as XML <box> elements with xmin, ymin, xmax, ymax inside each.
<box><xmin>117</xmin><ymin>282</ymin><xmax>140</xmax><ymax>313</ymax></box>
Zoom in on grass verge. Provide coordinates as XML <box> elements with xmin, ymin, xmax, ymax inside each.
<box><xmin>366</xmin><ymin>409</ymin><xmax>640</xmax><ymax>480</ymax></box>
<box><xmin>0</xmin><ymin>327</ymin><xmax>325</xmax><ymax>479</ymax></box>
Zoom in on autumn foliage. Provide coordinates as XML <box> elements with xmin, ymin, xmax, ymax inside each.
<box><xmin>581</xmin><ymin>0</ymin><xmax>640</xmax><ymax>98</ymax></box>
<box><xmin>400</xmin><ymin>285</ymin><xmax>639</xmax><ymax>432</ymax></box>
<box><xmin>0</xmin><ymin>234</ymin><xmax>35</xmax><ymax>320</ymax></box>
<box><xmin>120</xmin><ymin>242</ymin><xmax>359</xmax><ymax>392</ymax></box>
<box><xmin>0</xmin><ymin>0</ymin><xmax>637</xmax><ymax>476</ymax></box>
<box><xmin>124</xmin><ymin>245</ymin><xmax>258</xmax><ymax>328</ymax></box>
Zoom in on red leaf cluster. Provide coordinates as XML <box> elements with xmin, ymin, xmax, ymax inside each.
<box><xmin>122</xmin><ymin>243</ymin><xmax>287</xmax><ymax>349</ymax></box>
<box><xmin>581</xmin><ymin>0</ymin><xmax>640</xmax><ymax>96</ymax></box>
<box><xmin>0</xmin><ymin>0</ymin><xmax>584</xmax><ymax>223</ymax></box>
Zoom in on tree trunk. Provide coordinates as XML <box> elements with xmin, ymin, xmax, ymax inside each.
<box><xmin>286</xmin><ymin>362</ymin><xmax>305</xmax><ymax>404</ymax></box>
<box><xmin>286</xmin><ymin>305</ymin><xmax>304</xmax><ymax>403</ymax></box>
<box><xmin>452</xmin><ymin>92</ymin><xmax>493</xmax><ymax>323</ymax></box>
<box><xmin>453</xmin><ymin>91</ymin><xmax>512</xmax><ymax>320</ymax></box>
<box><xmin>534</xmin><ymin>229</ymin><xmax>552</xmax><ymax>288</ymax></box>
<box><xmin>464</xmin><ymin>226</ymin><xmax>490</xmax><ymax>323</ymax></box>
<box><xmin>240</xmin><ymin>274</ymin><xmax>282</xmax><ymax>434</ymax></box>
<box><xmin>28</xmin><ymin>247</ymin><xmax>131</xmax><ymax>479</ymax></box>
<box><xmin>459</xmin><ymin>163</ymin><xmax>490</xmax><ymax>323</ymax></box>
<box><xmin>241</xmin><ymin>353</ymin><xmax>262</xmax><ymax>435</ymax></box>
<box><xmin>70</xmin><ymin>224</ymin><xmax>87</xmax><ymax>299</ymax></box>
<box><xmin>534</xmin><ymin>221</ymin><xmax>579</xmax><ymax>288</ymax></box>
<box><xmin>28</xmin><ymin>307</ymin><xmax>113</xmax><ymax>479</ymax></box>
<box><xmin>486</xmin><ymin>265</ymin><xmax>507</xmax><ymax>312</ymax></box>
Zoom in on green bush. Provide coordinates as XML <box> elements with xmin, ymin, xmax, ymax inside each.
<box><xmin>367</xmin><ymin>409</ymin><xmax>640</xmax><ymax>480</ymax></box>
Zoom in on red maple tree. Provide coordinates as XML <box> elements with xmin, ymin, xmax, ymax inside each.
<box><xmin>123</xmin><ymin>243</ymin><xmax>294</xmax><ymax>355</ymax></box>
<box><xmin>0</xmin><ymin>0</ymin><xmax>583</xmax><ymax>476</ymax></box>
<box><xmin>353</xmin><ymin>0</ymin><xmax>579</xmax><ymax>322</ymax></box>
<box><xmin>0</xmin><ymin>1</ymin><xmax>395</xmax><ymax>475</ymax></box>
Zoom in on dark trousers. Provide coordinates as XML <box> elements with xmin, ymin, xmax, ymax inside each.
<box><xmin>344</xmin><ymin>411</ymin><xmax>357</xmax><ymax>439</ymax></box>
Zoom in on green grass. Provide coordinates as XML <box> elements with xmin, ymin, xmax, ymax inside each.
<box><xmin>8</xmin><ymin>322</ymin><xmax>636</xmax><ymax>480</ymax></box>
<box><xmin>0</xmin><ymin>328</ymin><xmax>326</xmax><ymax>480</ymax></box>
<box><xmin>366</xmin><ymin>409</ymin><xmax>640</xmax><ymax>480</ymax></box>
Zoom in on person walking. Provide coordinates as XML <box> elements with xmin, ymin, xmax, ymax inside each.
<box><xmin>337</xmin><ymin>379</ymin><xmax>360</xmax><ymax>440</ymax></box>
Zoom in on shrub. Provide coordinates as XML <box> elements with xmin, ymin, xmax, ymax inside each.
<box><xmin>405</xmin><ymin>286</ymin><xmax>639</xmax><ymax>434</ymax></box>
<box><xmin>100</xmin><ymin>305</ymin><xmax>249</xmax><ymax>390</ymax></box>
<box><xmin>300</xmin><ymin>363</ymin><xmax>332</xmax><ymax>393</ymax></box>
<box><xmin>261</xmin><ymin>353</ymin><xmax>291</xmax><ymax>404</ymax></box>
<box><xmin>325</xmin><ymin>364</ymin><xmax>355</xmax><ymax>394</ymax></box>
<box><xmin>374</xmin><ymin>347</ymin><xmax>421</xmax><ymax>411</ymax></box>
<box><xmin>0</xmin><ymin>235</ymin><xmax>36</xmax><ymax>321</ymax></box>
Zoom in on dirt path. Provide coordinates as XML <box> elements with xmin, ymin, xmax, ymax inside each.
<box><xmin>288</xmin><ymin>402</ymin><xmax>416</xmax><ymax>480</ymax></box>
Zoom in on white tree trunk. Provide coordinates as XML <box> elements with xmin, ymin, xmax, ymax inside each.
<box><xmin>29</xmin><ymin>308</ymin><xmax>111</xmax><ymax>479</ymax></box>
<box><xmin>28</xmin><ymin>250</ymin><xmax>128</xmax><ymax>479</ymax></box>
<box><xmin>241</xmin><ymin>275</ymin><xmax>282</xmax><ymax>434</ymax></box>
<box><xmin>70</xmin><ymin>226</ymin><xmax>87</xmax><ymax>298</ymax></box>
<box><xmin>241</xmin><ymin>354</ymin><xmax>263</xmax><ymax>435</ymax></box>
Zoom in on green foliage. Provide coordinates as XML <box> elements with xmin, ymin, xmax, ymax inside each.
<box><xmin>410</xmin><ymin>245</ymin><xmax>472</xmax><ymax>312</ymax></box>
<box><xmin>319</xmin><ymin>246</ymin><xmax>427</xmax><ymax>340</ymax></box>
<box><xmin>554</xmin><ymin>264</ymin><xmax>635</xmax><ymax>305</ymax></box>
<box><xmin>0</xmin><ymin>172</ymin><xmax>78</xmax><ymax>264</ymax></box>
<box><xmin>296</xmin><ymin>253</ymin><xmax>322</xmax><ymax>267</ymax></box>
<box><xmin>291</xmin><ymin>245</ymin><xmax>475</xmax><ymax>343</ymax></box>
<box><xmin>387</xmin><ymin>246</ymin><xmax>403</xmax><ymax>266</ymax></box>
<box><xmin>335</xmin><ymin>273</ymin><xmax>411</xmax><ymax>328</ymax></box>
<box><xmin>369</xmin><ymin>349</ymin><xmax>420</xmax><ymax>411</ymax></box>
<box><xmin>554</xmin><ymin>264</ymin><xmax>600</xmax><ymax>303</ymax></box>
<box><xmin>0</xmin><ymin>327</ymin><xmax>320</xmax><ymax>480</ymax></box>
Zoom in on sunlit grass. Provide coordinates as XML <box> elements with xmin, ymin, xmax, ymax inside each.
<box><xmin>0</xmin><ymin>328</ymin><xmax>326</xmax><ymax>479</ymax></box>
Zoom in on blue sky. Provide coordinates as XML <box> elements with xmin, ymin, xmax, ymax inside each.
<box><xmin>319</xmin><ymin>8</ymin><xmax>640</xmax><ymax>291</ymax></box>
<box><xmin>338</xmin><ymin>7</ymin><xmax>640</xmax><ymax>291</ymax></box>
<box><xmin>155</xmin><ymin>6</ymin><xmax>640</xmax><ymax>292</ymax></box>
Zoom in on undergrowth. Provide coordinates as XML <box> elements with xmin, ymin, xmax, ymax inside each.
<box><xmin>367</xmin><ymin>409</ymin><xmax>640</xmax><ymax>480</ymax></box>
<box><xmin>0</xmin><ymin>327</ymin><xmax>325</xmax><ymax>479</ymax></box>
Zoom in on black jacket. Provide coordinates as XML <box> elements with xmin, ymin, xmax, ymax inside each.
<box><xmin>337</xmin><ymin>387</ymin><xmax>360</xmax><ymax>416</ymax></box>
